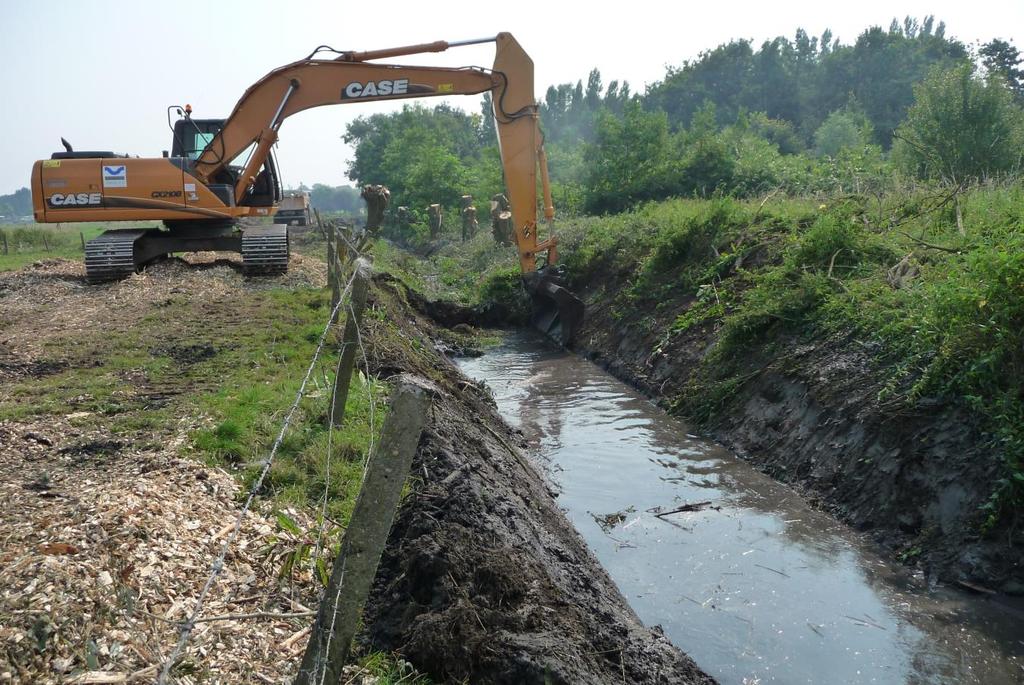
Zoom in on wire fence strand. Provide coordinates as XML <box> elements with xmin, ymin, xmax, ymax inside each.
<box><xmin>156</xmin><ymin>285</ymin><xmax>349</xmax><ymax>684</ymax></box>
<box><xmin>305</xmin><ymin>235</ymin><xmax>379</xmax><ymax>682</ymax></box>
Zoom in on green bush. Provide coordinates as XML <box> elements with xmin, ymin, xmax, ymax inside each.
<box><xmin>894</xmin><ymin>64</ymin><xmax>1024</xmax><ymax>182</ymax></box>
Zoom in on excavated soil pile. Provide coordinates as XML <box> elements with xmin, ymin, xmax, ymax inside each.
<box><xmin>361</xmin><ymin>274</ymin><xmax>714</xmax><ymax>684</ymax></box>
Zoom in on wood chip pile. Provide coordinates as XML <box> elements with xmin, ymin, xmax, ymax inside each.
<box><xmin>0</xmin><ymin>254</ymin><xmax>324</xmax><ymax>359</ymax></box>
<box><xmin>0</xmin><ymin>417</ymin><xmax>322</xmax><ymax>683</ymax></box>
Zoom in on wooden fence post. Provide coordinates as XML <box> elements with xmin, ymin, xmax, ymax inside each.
<box><xmin>326</xmin><ymin>222</ymin><xmax>343</xmax><ymax>320</ymax></box>
<box><xmin>42</xmin><ymin>233</ymin><xmax>49</xmax><ymax>252</ymax></box>
<box><xmin>334</xmin><ymin>224</ymin><xmax>348</xmax><ymax>271</ymax></box>
<box><xmin>330</xmin><ymin>258</ymin><xmax>371</xmax><ymax>426</ymax></box>
<box><xmin>80</xmin><ymin>232</ymin><xmax>86</xmax><ymax>252</ymax></box>
<box><xmin>294</xmin><ymin>375</ymin><xmax>433</xmax><ymax>685</ymax></box>
<box><xmin>1</xmin><ymin>230</ymin><xmax>8</xmax><ymax>256</ymax></box>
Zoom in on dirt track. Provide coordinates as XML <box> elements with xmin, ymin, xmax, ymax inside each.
<box><xmin>0</xmin><ymin>257</ymin><xmax>714</xmax><ymax>683</ymax></box>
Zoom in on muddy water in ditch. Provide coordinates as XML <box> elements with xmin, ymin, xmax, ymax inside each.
<box><xmin>457</xmin><ymin>332</ymin><xmax>1023</xmax><ymax>685</ymax></box>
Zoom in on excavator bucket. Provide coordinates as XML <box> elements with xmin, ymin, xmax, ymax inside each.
<box><xmin>523</xmin><ymin>267</ymin><xmax>584</xmax><ymax>346</ymax></box>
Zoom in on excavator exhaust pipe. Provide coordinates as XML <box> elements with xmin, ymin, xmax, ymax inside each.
<box><xmin>523</xmin><ymin>267</ymin><xmax>584</xmax><ymax>346</ymax></box>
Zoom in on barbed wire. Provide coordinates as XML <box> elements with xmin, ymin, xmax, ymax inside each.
<box><xmin>156</xmin><ymin>272</ymin><xmax>354</xmax><ymax>684</ymax></box>
<box><xmin>313</xmin><ymin>264</ymin><xmax>361</xmax><ymax>563</ymax></box>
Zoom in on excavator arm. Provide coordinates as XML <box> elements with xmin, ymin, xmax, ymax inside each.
<box><xmin>194</xmin><ymin>33</ymin><xmax>556</xmax><ymax>276</ymax></box>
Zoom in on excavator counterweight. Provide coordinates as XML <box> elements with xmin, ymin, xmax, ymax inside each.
<box><xmin>30</xmin><ymin>32</ymin><xmax>583</xmax><ymax>343</ymax></box>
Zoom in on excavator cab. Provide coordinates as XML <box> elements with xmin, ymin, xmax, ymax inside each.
<box><xmin>169</xmin><ymin>115</ymin><xmax>282</xmax><ymax>208</ymax></box>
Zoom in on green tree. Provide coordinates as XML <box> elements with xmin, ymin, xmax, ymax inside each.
<box><xmin>0</xmin><ymin>188</ymin><xmax>32</xmax><ymax>218</ymax></box>
<box><xmin>344</xmin><ymin>104</ymin><xmax>488</xmax><ymax>209</ymax></box>
<box><xmin>746</xmin><ymin>112</ymin><xmax>803</xmax><ymax>154</ymax></box>
<box><xmin>894</xmin><ymin>64</ymin><xmax>1024</xmax><ymax>182</ymax></box>
<box><xmin>646</xmin><ymin>40</ymin><xmax>754</xmax><ymax>128</ymax></box>
<box><xmin>980</xmin><ymin>39</ymin><xmax>1024</xmax><ymax>100</ymax></box>
<box><xmin>585</xmin><ymin>68</ymin><xmax>603</xmax><ymax>110</ymax></box>
<box><xmin>676</xmin><ymin>103</ymin><xmax>735</xmax><ymax>195</ymax></box>
<box><xmin>480</xmin><ymin>93</ymin><xmax>497</xmax><ymax>142</ymax></box>
<box><xmin>583</xmin><ymin>103</ymin><xmax>674</xmax><ymax>213</ymax></box>
<box><xmin>309</xmin><ymin>184</ymin><xmax>361</xmax><ymax>213</ymax></box>
<box><xmin>813</xmin><ymin>107</ymin><xmax>872</xmax><ymax>157</ymax></box>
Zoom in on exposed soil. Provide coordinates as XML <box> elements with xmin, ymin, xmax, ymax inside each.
<box><xmin>0</xmin><ymin>255</ymin><xmax>714</xmax><ymax>683</ymax></box>
<box><xmin>569</xmin><ymin>276</ymin><xmax>1023</xmax><ymax>594</ymax></box>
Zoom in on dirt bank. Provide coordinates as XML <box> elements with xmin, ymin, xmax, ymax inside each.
<box><xmin>361</xmin><ymin>274</ymin><xmax>714</xmax><ymax>684</ymax></box>
<box><xmin>569</xmin><ymin>275</ymin><xmax>1022</xmax><ymax>593</ymax></box>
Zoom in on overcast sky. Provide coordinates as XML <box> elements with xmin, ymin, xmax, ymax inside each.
<box><xmin>1</xmin><ymin>0</ymin><xmax>1022</xmax><ymax>194</ymax></box>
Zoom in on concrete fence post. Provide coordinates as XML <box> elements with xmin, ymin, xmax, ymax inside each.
<box><xmin>330</xmin><ymin>258</ymin><xmax>372</xmax><ymax>426</ymax></box>
<box><xmin>294</xmin><ymin>375</ymin><xmax>433</xmax><ymax>685</ymax></box>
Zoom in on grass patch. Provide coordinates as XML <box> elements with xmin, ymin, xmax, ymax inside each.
<box><xmin>374</xmin><ymin>236</ymin><xmax>530</xmax><ymax>321</ymax></box>
<box><xmin>0</xmin><ymin>223</ymin><xmax>152</xmax><ymax>271</ymax></box>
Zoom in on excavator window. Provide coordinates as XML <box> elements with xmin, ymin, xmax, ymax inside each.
<box><xmin>239</xmin><ymin>150</ymin><xmax>282</xmax><ymax>207</ymax></box>
<box><xmin>189</xmin><ymin>133</ymin><xmax>214</xmax><ymax>160</ymax></box>
<box><xmin>171</xmin><ymin>118</ymin><xmax>225</xmax><ymax>160</ymax></box>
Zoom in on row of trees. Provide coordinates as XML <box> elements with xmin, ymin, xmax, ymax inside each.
<box><xmin>584</xmin><ymin>64</ymin><xmax>1024</xmax><ymax>212</ymax></box>
<box><xmin>0</xmin><ymin>187</ymin><xmax>32</xmax><ymax>220</ymax></box>
<box><xmin>337</xmin><ymin>18</ymin><xmax>1024</xmax><ymax>220</ymax></box>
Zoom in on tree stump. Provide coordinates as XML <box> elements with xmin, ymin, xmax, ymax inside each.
<box><xmin>490</xmin><ymin>193</ymin><xmax>512</xmax><ymax>245</ymax></box>
<box><xmin>461</xmin><ymin>205</ymin><xmax>479</xmax><ymax>241</ymax></box>
<box><xmin>427</xmin><ymin>204</ymin><xmax>443</xmax><ymax>239</ymax></box>
<box><xmin>396</xmin><ymin>206</ymin><xmax>411</xmax><ymax>235</ymax></box>
<box><xmin>361</xmin><ymin>185</ymin><xmax>391</xmax><ymax>236</ymax></box>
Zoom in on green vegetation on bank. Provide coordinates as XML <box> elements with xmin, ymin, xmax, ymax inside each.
<box><xmin>387</xmin><ymin>182</ymin><xmax>1024</xmax><ymax>533</ymax></box>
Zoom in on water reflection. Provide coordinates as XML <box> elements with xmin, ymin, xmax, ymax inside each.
<box><xmin>458</xmin><ymin>332</ymin><xmax>1023</xmax><ymax>685</ymax></box>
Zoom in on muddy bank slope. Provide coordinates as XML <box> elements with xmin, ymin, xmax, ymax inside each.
<box><xmin>569</xmin><ymin>272</ymin><xmax>1019</xmax><ymax>592</ymax></box>
<box><xmin>361</xmin><ymin>273</ymin><xmax>713</xmax><ymax>684</ymax></box>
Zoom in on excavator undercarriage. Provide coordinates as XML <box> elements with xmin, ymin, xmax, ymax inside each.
<box><xmin>82</xmin><ymin>225</ymin><xmax>289</xmax><ymax>282</ymax></box>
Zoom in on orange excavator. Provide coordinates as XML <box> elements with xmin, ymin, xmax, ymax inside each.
<box><xmin>29</xmin><ymin>33</ymin><xmax>582</xmax><ymax>343</ymax></box>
